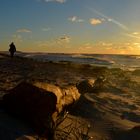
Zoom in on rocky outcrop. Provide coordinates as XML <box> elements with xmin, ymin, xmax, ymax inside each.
<box><xmin>3</xmin><ymin>82</ymin><xmax>57</xmax><ymax>139</ymax></box>
<box><xmin>3</xmin><ymin>81</ymin><xmax>80</xmax><ymax>139</ymax></box>
<box><xmin>77</xmin><ymin>77</ymin><xmax>106</xmax><ymax>94</ymax></box>
<box><xmin>76</xmin><ymin>79</ymin><xmax>96</xmax><ymax>94</ymax></box>
<box><xmin>33</xmin><ymin>82</ymin><xmax>80</xmax><ymax>113</ymax></box>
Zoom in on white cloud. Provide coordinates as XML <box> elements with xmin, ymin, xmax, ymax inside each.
<box><xmin>123</xmin><ymin>33</ymin><xmax>140</xmax><ymax>39</ymax></box>
<box><xmin>100</xmin><ymin>42</ymin><xmax>113</xmax><ymax>46</ymax></box>
<box><xmin>133</xmin><ymin>42</ymin><xmax>140</xmax><ymax>46</ymax></box>
<box><xmin>57</xmin><ymin>35</ymin><xmax>71</xmax><ymax>43</ymax></box>
<box><xmin>109</xmin><ymin>42</ymin><xmax>140</xmax><ymax>51</ymax></box>
<box><xmin>85</xmin><ymin>46</ymin><xmax>92</xmax><ymax>49</ymax></box>
<box><xmin>79</xmin><ymin>42</ymin><xmax>114</xmax><ymax>52</ymax></box>
<box><xmin>17</xmin><ymin>29</ymin><xmax>32</xmax><ymax>33</ymax></box>
<box><xmin>37</xmin><ymin>35</ymin><xmax>71</xmax><ymax>48</ymax></box>
<box><xmin>68</xmin><ymin>16</ymin><xmax>76</xmax><ymax>22</ymax></box>
<box><xmin>132</xmin><ymin>32</ymin><xmax>139</xmax><ymax>35</ymax></box>
<box><xmin>42</xmin><ymin>27</ymin><xmax>51</xmax><ymax>31</ymax></box>
<box><xmin>42</xmin><ymin>0</ymin><xmax>66</xmax><ymax>3</ymax></box>
<box><xmin>84</xmin><ymin>43</ymin><xmax>91</xmax><ymax>46</ymax></box>
<box><xmin>90</xmin><ymin>18</ymin><xmax>102</xmax><ymax>25</ymax></box>
<box><xmin>12</xmin><ymin>34</ymin><xmax>23</xmax><ymax>43</ymax></box>
<box><xmin>88</xmin><ymin>7</ymin><xmax>128</xmax><ymax>30</ymax></box>
<box><xmin>83</xmin><ymin>43</ymin><xmax>92</xmax><ymax>49</ymax></box>
<box><xmin>68</xmin><ymin>16</ymin><xmax>84</xmax><ymax>23</ymax></box>
<box><xmin>37</xmin><ymin>41</ymin><xmax>49</xmax><ymax>47</ymax></box>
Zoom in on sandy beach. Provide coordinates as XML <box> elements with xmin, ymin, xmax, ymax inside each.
<box><xmin>0</xmin><ymin>53</ymin><xmax>140</xmax><ymax>140</ymax></box>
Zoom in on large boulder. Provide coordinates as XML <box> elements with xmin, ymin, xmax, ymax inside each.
<box><xmin>33</xmin><ymin>82</ymin><xmax>80</xmax><ymax>109</ymax></box>
<box><xmin>125</xmin><ymin>125</ymin><xmax>140</xmax><ymax>140</ymax></box>
<box><xmin>3</xmin><ymin>81</ymin><xmax>80</xmax><ymax>139</ymax></box>
<box><xmin>77</xmin><ymin>77</ymin><xmax>106</xmax><ymax>94</ymax></box>
<box><xmin>113</xmin><ymin>125</ymin><xmax>140</xmax><ymax>140</ymax></box>
<box><xmin>76</xmin><ymin>79</ymin><xmax>96</xmax><ymax>94</ymax></box>
<box><xmin>3</xmin><ymin>82</ymin><xmax>57</xmax><ymax>139</ymax></box>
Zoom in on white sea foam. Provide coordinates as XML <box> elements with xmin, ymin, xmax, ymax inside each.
<box><xmin>18</xmin><ymin>52</ymin><xmax>140</xmax><ymax>70</ymax></box>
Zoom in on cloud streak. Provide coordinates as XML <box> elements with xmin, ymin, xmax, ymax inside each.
<box><xmin>123</xmin><ymin>33</ymin><xmax>140</xmax><ymax>39</ymax></box>
<box><xmin>68</xmin><ymin>16</ymin><xmax>84</xmax><ymax>23</ymax></box>
<box><xmin>42</xmin><ymin>27</ymin><xmax>51</xmax><ymax>31</ymax></box>
<box><xmin>41</xmin><ymin>0</ymin><xmax>66</xmax><ymax>3</ymax></box>
<box><xmin>17</xmin><ymin>29</ymin><xmax>32</xmax><ymax>33</ymax></box>
<box><xmin>88</xmin><ymin>7</ymin><xmax>128</xmax><ymax>30</ymax></box>
<box><xmin>36</xmin><ymin>34</ymin><xmax>71</xmax><ymax>49</ymax></box>
<box><xmin>57</xmin><ymin>35</ymin><xmax>71</xmax><ymax>43</ymax></box>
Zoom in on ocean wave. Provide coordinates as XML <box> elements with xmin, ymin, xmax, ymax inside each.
<box><xmin>16</xmin><ymin>52</ymin><xmax>140</xmax><ymax>69</ymax></box>
<box><xmin>71</xmin><ymin>54</ymin><xmax>115</xmax><ymax>65</ymax></box>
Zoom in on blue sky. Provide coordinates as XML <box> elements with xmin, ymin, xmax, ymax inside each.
<box><xmin>0</xmin><ymin>0</ymin><xmax>140</xmax><ymax>54</ymax></box>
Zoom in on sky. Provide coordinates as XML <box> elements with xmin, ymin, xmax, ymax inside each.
<box><xmin>0</xmin><ymin>0</ymin><xmax>140</xmax><ymax>54</ymax></box>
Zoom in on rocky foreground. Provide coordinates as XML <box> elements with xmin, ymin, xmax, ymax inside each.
<box><xmin>0</xmin><ymin>53</ymin><xmax>140</xmax><ymax>140</ymax></box>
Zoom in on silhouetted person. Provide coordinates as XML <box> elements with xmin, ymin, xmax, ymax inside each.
<box><xmin>9</xmin><ymin>42</ymin><xmax>16</xmax><ymax>57</ymax></box>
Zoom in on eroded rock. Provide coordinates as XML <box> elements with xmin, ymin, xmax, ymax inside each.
<box><xmin>113</xmin><ymin>125</ymin><xmax>140</xmax><ymax>140</ymax></box>
<box><xmin>3</xmin><ymin>81</ymin><xmax>80</xmax><ymax>139</ymax></box>
<box><xmin>76</xmin><ymin>79</ymin><xmax>96</xmax><ymax>94</ymax></box>
<box><xmin>77</xmin><ymin>77</ymin><xmax>106</xmax><ymax>94</ymax></box>
<box><xmin>3</xmin><ymin>82</ymin><xmax>57</xmax><ymax>139</ymax></box>
<box><xmin>33</xmin><ymin>82</ymin><xmax>80</xmax><ymax>113</ymax></box>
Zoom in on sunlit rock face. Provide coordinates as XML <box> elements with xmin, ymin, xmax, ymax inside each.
<box><xmin>3</xmin><ymin>81</ymin><xmax>80</xmax><ymax>138</ymax></box>
<box><xmin>33</xmin><ymin>82</ymin><xmax>80</xmax><ymax>113</ymax></box>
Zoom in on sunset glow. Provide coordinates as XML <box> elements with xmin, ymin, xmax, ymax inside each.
<box><xmin>0</xmin><ymin>0</ymin><xmax>140</xmax><ymax>54</ymax></box>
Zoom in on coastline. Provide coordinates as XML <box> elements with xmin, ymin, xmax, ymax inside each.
<box><xmin>0</xmin><ymin>53</ymin><xmax>140</xmax><ymax>140</ymax></box>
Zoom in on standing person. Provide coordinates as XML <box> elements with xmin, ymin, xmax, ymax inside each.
<box><xmin>9</xmin><ymin>42</ymin><xmax>16</xmax><ymax>57</ymax></box>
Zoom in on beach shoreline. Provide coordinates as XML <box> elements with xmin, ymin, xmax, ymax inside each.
<box><xmin>0</xmin><ymin>53</ymin><xmax>140</xmax><ymax>140</ymax></box>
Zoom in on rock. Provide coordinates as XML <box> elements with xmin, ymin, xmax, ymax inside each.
<box><xmin>93</xmin><ymin>76</ymin><xmax>106</xmax><ymax>91</ymax></box>
<box><xmin>3</xmin><ymin>81</ymin><xmax>80</xmax><ymax>139</ymax></box>
<box><xmin>33</xmin><ymin>82</ymin><xmax>80</xmax><ymax>113</ymax></box>
<box><xmin>3</xmin><ymin>82</ymin><xmax>57</xmax><ymax>139</ymax></box>
<box><xmin>16</xmin><ymin>135</ymin><xmax>37</xmax><ymax>140</ymax></box>
<box><xmin>76</xmin><ymin>79</ymin><xmax>95</xmax><ymax>94</ymax></box>
<box><xmin>127</xmin><ymin>125</ymin><xmax>140</xmax><ymax>139</ymax></box>
<box><xmin>131</xmin><ymin>125</ymin><xmax>140</xmax><ymax>132</ymax></box>
<box><xmin>121</xmin><ymin>112</ymin><xmax>140</xmax><ymax>123</ymax></box>
<box><xmin>77</xmin><ymin>77</ymin><xmax>106</xmax><ymax>94</ymax></box>
<box><xmin>62</xmin><ymin>86</ymin><xmax>80</xmax><ymax>106</ymax></box>
<box><xmin>113</xmin><ymin>125</ymin><xmax>140</xmax><ymax>140</ymax></box>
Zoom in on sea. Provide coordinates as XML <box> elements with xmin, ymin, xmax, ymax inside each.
<box><xmin>19</xmin><ymin>52</ymin><xmax>140</xmax><ymax>71</ymax></box>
